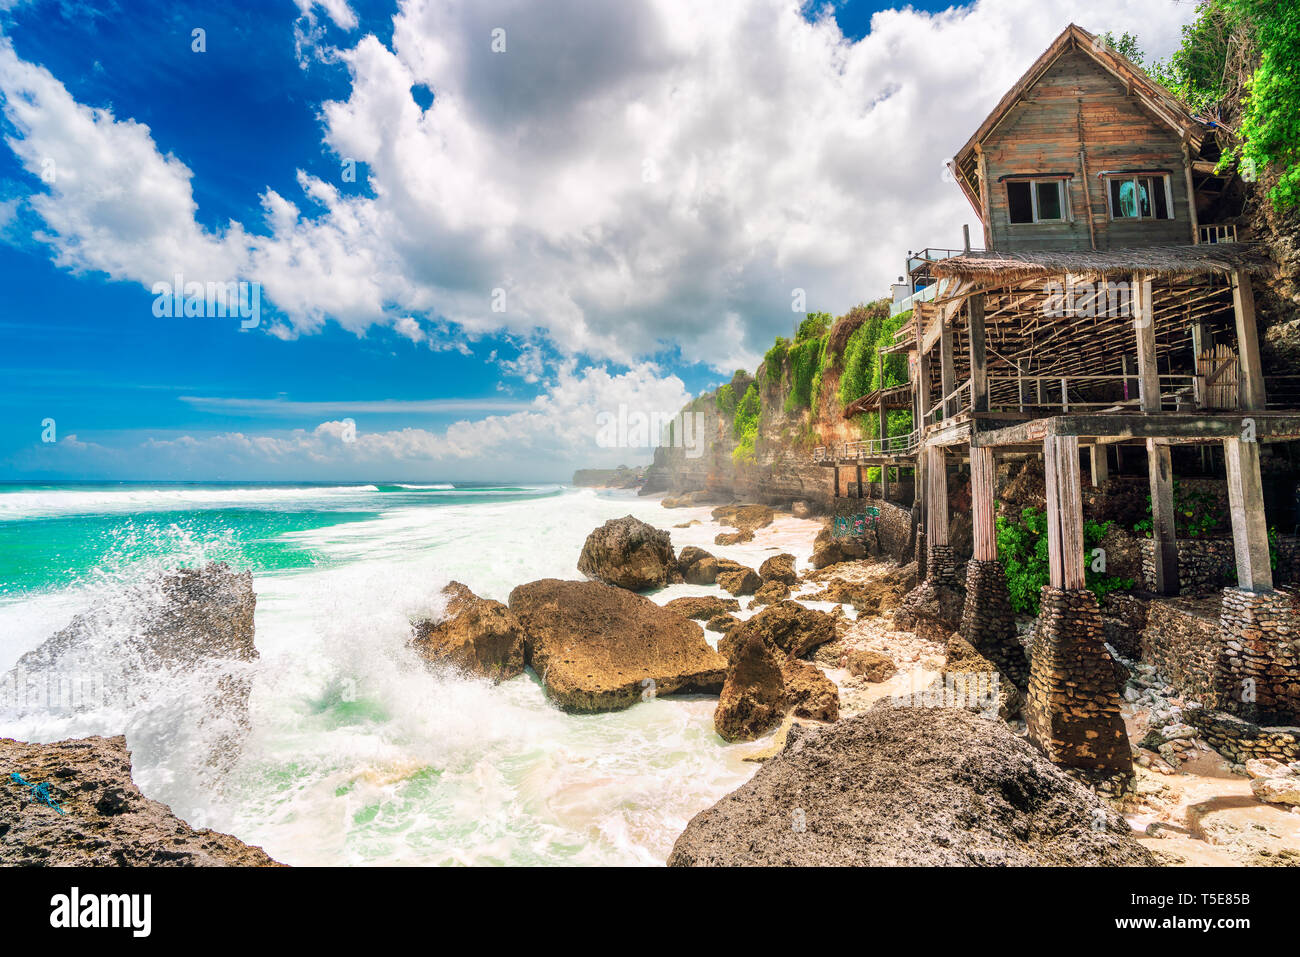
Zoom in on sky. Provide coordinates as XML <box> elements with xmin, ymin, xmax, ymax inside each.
<box><xmin>0</xmin><ymin>0</ymin><xmax>1200</xmax><ymax>482</ymax></box>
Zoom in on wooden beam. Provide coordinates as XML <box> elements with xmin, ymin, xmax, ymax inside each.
<box><xmin>1147</xmin><ymin>439</ymin><xmax>1179</xmax><ymax>596</ymax></box>
<box><xmin>940</xmin><ymin>321</ymin><xmax>957</xmax><ymax>419</ymax></box>
<box><xmin>926</xmin><ymin>446</ymin><xmax>949</xmax><ymax>546</ymax></box>
<box><xmin>1231</xmin><ymin>270</ymin><xmax>1267</xmax><ymax>412</ymax></box>
<box><xmin>967</xmin><ymin>294</ymin><xmax>988</xmax><ymax>414</ymax></box>
<box><xmin>1089</xmin><ymin>444</ymin><xmax>1109</xmax><ymax>487</ymax></box>
<box><xmin>1223</xmin><ymin>437</ymin><xmax>1273</xmax><ymax>592</ymax></box>
<box><xmin>970</xmin><ymin>445</ymin><xmax>997</xmax><ymax>562</ymax></box>
<box><xmin>1043</xmin><ymin>435</ymin><xmax>1085</xmax><ymax>589</ymax></box>
<box><xmin>1132</xmin><ymin>273</ymin><xmax>1160</xmax><ymax>413</ymax></box>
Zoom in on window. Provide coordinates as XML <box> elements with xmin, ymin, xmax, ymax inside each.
<box><xmin>1107</xmin><ymin>174</ymin><xmax>1173</xmax><ymax>220</ymax></box>
<box><xmin>1006</xmin><ymin>178</ymin><xmax>1068</xmax><ymax>224</ymax></box>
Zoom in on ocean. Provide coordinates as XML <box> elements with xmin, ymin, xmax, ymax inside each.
<box><xmin>0</xmin><ymin>481</ymin><xmax>805</xmax><ymax>865</ymax></box>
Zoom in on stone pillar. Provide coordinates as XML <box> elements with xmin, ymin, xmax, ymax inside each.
<box><xmin>1217</xmin><ymin>588</ymin><xmax>1298</xmax><ymax>724</ymax></box>
<box><xmin>960</xmin><ymin>445</ymin><xmax>1029</xmax><ymax>687</ymax></box>
<box><xmin>1025</xmin><ymin>587</ymin><xmax>1133</xmax><ymax>786</ymax></box>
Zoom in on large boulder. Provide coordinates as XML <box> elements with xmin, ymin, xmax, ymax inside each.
<box><xmin>678</xmin><ymin>547</ymin><xmax>720</xmax><ymax>585</ymax></box>
<box><xmin>577</xmin><ymin>515</ymin><xmax>679</xmax><ymax>591</ymax></box>
<box><xmin>669</xmin><ymin>706</ymin><xmax>1157</xmax><ymax>866</ymax></box>
<box><xmin>758</xmin><ymin>553</ymin><xmax>798</xmax><ymax>585</ymax></box>
<box><xmin>716</xmin><ymin>566</ymin><xmax>762</xmax><ymax>596</ymax></box>
<box><xmin>508</xmin><ymin>579</ymin><xmax>725</xmax><ymax>712</ymax></box>
<box><xmin>5</xmin><ymin>563</ymin><xmax>258</xmax><ymax>778</ymax></box>
<box><xmin>0</xmin><ymin>735</ymin><xmax>281</xmax><ymax>866</ymax></box>
<box><xmin>811</xmin><ymin>524</ymin><xmax>869</xmax><ymax>569</ymax></box>
<box><xmin>411</xmin><ymin>582</ymin><xmax>525</xmax><ymax>682</ymax></box>
<box><xmin>845</xmin><ymin>649</ymin><xmax>897</xmax><ymax>683</ymax></box>
<box><xmin>663</xmin><ymin>595</ymin><xmax>741</xmax><ymax>621</ymax></box>
<box><xmin>749</xmin><ymin>580</ymin><xmax>791</xmax><ymax>606</ymax></box>
<box><xmin>714</xmin><ymin>633</ymin><xmax>786</xmax><ymax>742</ymax></box>
<box><xmin>721</xmin><ymin>601</ymin><xmax>836</xmax><ymax>661</ymax></box>
<box><xmin>782</xmin><ymin>659</ymin><xmax>840</xmax><ymax>722</ymax></box>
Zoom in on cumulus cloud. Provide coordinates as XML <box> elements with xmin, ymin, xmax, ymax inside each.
<box><xmin>13</xmin><ymin>360</ymin><xmax>693</xmax><ymax>480</ymax></box>
<box><xmin>0</xmin><ymin>0</ymin><xmax>1198</xmax><ymax>370</ymax></box>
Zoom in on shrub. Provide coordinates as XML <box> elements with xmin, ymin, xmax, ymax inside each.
<box><xmin>731</xmin><ymin>383</ymin><xmax>761</xmax><ymax>464</ymax></box>
<box><xmin>715</xmin><ymin>383</ymin><xmax>736</xmax><ymax>417</ymax></box>
<box><xmin>784</xmin><ymin>335</ymin><xmax>826</xmax><ymax>411</ymax></box>
<box><xmin>997</xmin><ymin>507</ymin><xmax>1134</xmax><ymax>615</ymax></box>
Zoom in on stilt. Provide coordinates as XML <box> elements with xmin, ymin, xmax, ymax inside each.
<box><xmin>1026</xmin><ymin>433</ymin><xmax>1132</xmax><ymax>786</ymax></box>
<box><xmin>940</xmin><ymin>322</ymin><xmax>956</xmax><ymax>419</ymax></box>
<box><xmin>833</xmin><ymin>466</ymin><xmax>840</xmax><ymax>500</ymax></box>
<box><xmin>1132</xmin><ymin>273</ymin><xmax>1160</xmax><ymax>413</ymax></box>
<box><xmin>968</xmin><ymin>294</ymin><xmax>988</xmax><ymax>413</ymax></box>
<box><xmin>1089</xmin><ymin>444</ymin><xmax>1108</xmax><ymax>487</ymax></box>
<box><xmin>925</xmin><ymin>445</ymin><xmax>953</xmax><ymax>583</ymax></box>
<box><xmin>1223</xmin><ymin>437</ymin><xmax>1273</xmax><ymax>593</ymax></box>
<box><xmin>856</xmin><ymin>464</ymin><xmax>864</xmax><ymax>500</ymax></box>
<box><xmin>1147</xmin><ymin>439</ymin><xmax>1179</xmax><ymax>595</ymax></box>
<box><xmin>1231</xmin><ymin>270</ymin><xmax>1267</xmax><ymax>411</ymax></box>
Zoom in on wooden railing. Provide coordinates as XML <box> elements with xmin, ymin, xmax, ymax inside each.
<box><xmin>813</xmin><ymin>429</ymin><xmax>922</xmax><ymax>463</ymax></box>
<box><xmin>986</xmin><ymin>373</ymin><xmax>1204</xmax><ymax>413</ymax></box>
<box><xmin>1198</xmin><ymin>223</ymin><xmax>1238</xmax><ymax>244</ymax></box>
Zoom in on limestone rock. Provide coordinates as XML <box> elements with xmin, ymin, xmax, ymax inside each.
<box><xmin>749</xmin><ymin>580</ymin><xmax>791</xmax><ymax>607</ymax></box>
<box><xmin>0</xmin><ymin>735</ymin><xmax>281</xmax><ymax>866</ymax></box>
<box><xmin>717</xmin><ymin>566</ymin><xmax>762</xmax><ymax>596</ymax></box>
<box><xmin>846</xmin><ymin>649</ymin><xmax>897</xmax><ymax>683</ymax></box>
<box><xmin>715</xmin><ymin>530</ymin><xmax>754</xmax><ymax>546</ymax></box>
<box><xmin>508</xmin><ymin>579</ymin><xmax>725</xmax><ymax>712</ymax></box>
<box><xmin>576</xmin><ymin>515</ymin><xmax>679</xmax><ymax>591</ymax></box>
<box><xmin>706</xmin><ymin>613</ymin><xmax>743</xmax><ymax>637</ymax></box>
<box><xmin>668</xmin><ymin>706</ymin><xmax>1157</xmax><ymax>866</ymax></box>
<box><xmin>758</xmin><ymin>553</ymin><xmax>798</xmax><ymax>585</ymax></box>
<box><xmin>714</xmin><ymin>633</ymin><xmax>785</xmax><ymax>742</ymax></box>
<box><xmin>663</xmin><ymin>595</ymin><xmax>741</xmax><ymax>621</ymax></box>
<box><xmin>1251</xmin><ymin>777</ymin><xmax>1300</xmax><ymax>805</ymax></box>
<box><xmin>721</xmin><ymin>600</ymin><xmax>836</xmax><ymax>661</ymax></box>
<box><xmin>782</xmin><ymin>659</ymin><xmax>839</xmax><ymax>722</ymax></box>
<box><xmin>678</xmin><ymin>547</ymin><xmax>719</xmax><ymax>585</ymax></box>
<box><xmin>711</xmin><ymin>504</ymin><xmax>775</xmax><ymax>533</ymax></box>
<box><xmin>411</xmin><ymin>581</ymin><xmax>525</xmax><ymax>682</ymax></box>
<box><xmin>791</xmin><ymin>501</ymin><xmax>813</xmax><ymax>519</ymax></box>
<box><xmin>1245</xmin><ymin>757</ymin><xmax>1295</xmax><ymax>780</ymax></box>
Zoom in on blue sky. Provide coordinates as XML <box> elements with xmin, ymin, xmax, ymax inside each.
<box><xmin>0</xmin><ymin>0</ymin><xmax>1195</xmax><ymax>481</ymax></box>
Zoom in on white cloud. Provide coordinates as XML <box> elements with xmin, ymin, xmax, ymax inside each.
<box><xmin>178</xmin><ymin>395</ymin><xmax>530</xmax><ymax>415</ymax></box>
<box><xmin>15</xmin><ymin>361</ymin><xmax>692</xmax><ymax>480</ymax></box>
<box><xmin>1</xmin><ymin>0</ymin><xmax>1198</xmax><ymax>369</ymax></box>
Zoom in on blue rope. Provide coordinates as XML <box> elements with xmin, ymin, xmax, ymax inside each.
<box><xmin>10</xmin><ymin>772</ymin><xmax>65</xmax><ymax>814</ymax></box>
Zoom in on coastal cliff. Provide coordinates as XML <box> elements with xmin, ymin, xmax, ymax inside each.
<box><xmin>642</xmin><ymin>304</ymin><xmax>913</xmax><ymax>509</ymax></box>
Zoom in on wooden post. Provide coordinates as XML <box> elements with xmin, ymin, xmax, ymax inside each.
<box><xmin>926</xmin><ymin>446</ymin><xmax>948</xmax><ymax>546</ymax></box>
<box><xmin>1132</xmin><ymin>273</ymin><xmax>1160</xmax><ymax>412</ymax></box>
<box><xmin>970</xmin><ymin>444</ymin><xmax>997</xmax><ymax>562</ymax></box>
<box><xmin>856</xmin><ymin>463</ymin><xmax>864</xmax><ymax>500</ymax></box>
<box><xmin>833</xmin><ymin>465</ymin><xmax>840</xmax><ymax>500</ymax></box>
<box><xmin>1231</xmin><ymin>270</ymin><xmax>1267</xmax><ymax>412</ymax></box>
<box><xmin>1223</xmin><ymin>437</ymin><xmax>1273</xmax><ymax>592</ymax></box>
<box><xmin>1043</xmin><ymin>435</ymin><xmax>1085</xmax><ymax>589</ymax></box>
<box><xmin>968</xmin><ymin>294</ymin><xmax>988</xmax><ymax>413</ymax></box>
<box><xmin>1090</xmin><ymin>445</ymin><xmax>1109</xmax><ymax>487</ymax></box>
<box><xmin>1147</xmin><ymin>439</ymin><xmax>1179</xmax><ymax>596</ymax></box>
<box><xmin>917</xmin><ymin>350</ymin><xmax>932</xmax><ymax>426</ymax></box>
<box><xmin>940</xmin><ymin>321</ymin><xmax>957</xmax><ymax>419</ymax></box>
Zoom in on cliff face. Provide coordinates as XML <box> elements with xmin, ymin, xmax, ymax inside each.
<box><xmin>643</xmin><ymin>308</ymin><xmax>894</xmax><ymax>507</ymax></box>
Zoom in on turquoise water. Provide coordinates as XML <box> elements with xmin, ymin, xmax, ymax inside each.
<box><xmin>0</xmin><ymin>481</ymin><xmax>765</xmax><ymax>865</ymax></box>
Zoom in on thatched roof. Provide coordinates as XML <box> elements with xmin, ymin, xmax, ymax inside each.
<box><xmin>929</xmin><ymin>244</ymin><xmax>1275</xmax><ymax>284</ymax></box>
<box><xmin>843</xmin><ymin>384</ymin><xmax>913</xmax><ymax>419</ymax></box>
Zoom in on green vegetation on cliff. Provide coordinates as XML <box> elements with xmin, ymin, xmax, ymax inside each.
<box><xmin>731</xmin><ymin>383</ymin><xmax>761</xmax><ymax>463</ymax></box>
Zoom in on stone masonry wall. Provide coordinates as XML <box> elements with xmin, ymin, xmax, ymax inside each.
<box><xmin>1139</xmin><ymin>538</ymin><xmax>1236</xmax><ymax>596</ymax></box>
<box><xmin>1218</xmin><ymin>588</ymin><xmax>1299</xmax><ymax>725</ymax></box>
<box><xmin>959</xmin><ymin>559</ymin><xmax>1030</xmax><ymax>689</ymax></box>
<box><xmin>1140</xmin><ymin>599</ymin><xmax>1223</xmax><ymax>708</ymax></box>
<box><xmin>1184</xmin><ymin>709</ymin><xmax>1300</xmax><ymax>765</ymax></box>
<box><xmin>1025</xmin><ymin>587</ymin><xmax>1132</xmax><ymax>783</ymax></box>
<box><xmin>926</xmin><ymin>543</ymin><xmax>957</xmax><ymax>586</ymax></box>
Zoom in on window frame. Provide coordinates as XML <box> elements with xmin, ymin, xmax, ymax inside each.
<box><xmin>1004</xmin><ymin>176</ymin><xmax>1072</xmax><ymax>226</ymax></box>
<box><xmin>1105</xmin><ymin>172</ymin><xmax>1175</xmax><ymax>222</ymax></box>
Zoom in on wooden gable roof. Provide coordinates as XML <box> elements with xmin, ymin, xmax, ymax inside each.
<box><xmin>948</xmin><ymin>24</ymin><xmax>1210</xmax><ymax>214</ymax></box>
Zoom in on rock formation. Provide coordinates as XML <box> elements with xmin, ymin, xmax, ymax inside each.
<box><xmin>758</xmin><ymin>553</ymin><xmax>798</xmax><ymax>585</ymax></box>
<box><xmin>508</xmin><ymin>579</ymin><xmax>725</xmax><ymax>712</ymax></box>
<box><xmin>411</xmin><ymin>581</ymin><xmax>526</xmax><ymax>682</ymax></box>
<box><xmin>670</xmin><ymin>706</ymin><xmax>1157</xmax><ymax>866</ymax></box>
<box><xmin>1</xmin><ymin>735</ymin><xmax>281</xmax><ymax>866</ymax></box>
<box><xmin>576</xmin><ymin>515</ymin><xmax>679</xmax><ymax>591</ymax></box>
<box><xmin>663</xmin><ymin>595</ymin><xmax>740</xmax><ymax>621</ymax></box>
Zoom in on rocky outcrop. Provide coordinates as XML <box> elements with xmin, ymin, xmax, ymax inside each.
<box><xmin>811</xmin><ymin>524</ymin><xmax>869</xmax><ymax>569</ymax></box>
<box><xmin>721</xmin><ymin>600</ymin><xmax>836</xmax><ymax>662</ymax></box>
<box><xmin>845</xmin><ymin>649</ymin><xmax>896</xmax><ymax>683</ymax></box>
<box><xmin>678</xmin><ymin>546</ymin><xmax>720</xmax><ymax>585</ymax></box>
<box><xmin>712</xmin><ymin>504</ymin><xmax>775</xmax><ymax>534</ymax></box>
<box><xmin>716</xmin><ymin>565</ymin><xmax>762</xmax><ymax>596</ymax></box>
<box><xmin>714</xmin><ymin>634</ymin><xmax>786</xmax><ymax>741</ymax></box>
<box><xmin>576</xmin><ymin>516</ymin><xmax>679</xmax><ymax>591</ymax></box>
<box><xmin>758</xmin><ymin>553</ymin><xmax>797</xmax><ymax>585</ymax></box>
<box><xmin>1</xmin><ymin>735</ymin><xmax>281</xmax><ymax>866</ymax></box>
<box><xmin>663</xmin><ymin>595</ymin><xmax>740</xmax><ymax>621</ymax></box>
<box><xmin>411</xmin><ymin>582</ymin><xmax>525</xmax><ymax>682</ymax></box>
<box><xmin>669</xmin><ymin>706</ymin><xmax>1156</xmax><ymax>866</ymax></box>
<box><xmin>508</xmin><ymin>579</ymin><xmax>725</xmax><ymax>712</ymax></box>
<box><xmin>749</xmin><ymin>580</ymin><xmax>791</xmax><ymax>606</ymax></box>
<box><xmin>6</xmin><ymin>563</ymin><xmax>258</xmax><ymax>777</ymax></box>
<box><xmin>781</xmin><ymin>659</ymin><xmax>839</xmax><ymax>722</ymax></box>
<box><xmin>706</xmin><ymin>613</ymin><xmax>742</xmax><ymax>637</ymax></box>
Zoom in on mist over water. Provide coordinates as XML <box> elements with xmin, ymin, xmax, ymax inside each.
<box><xmin>0</xmin><ymin>482</ymin><xmax>760</xmax><ymax>865</ymax></box>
